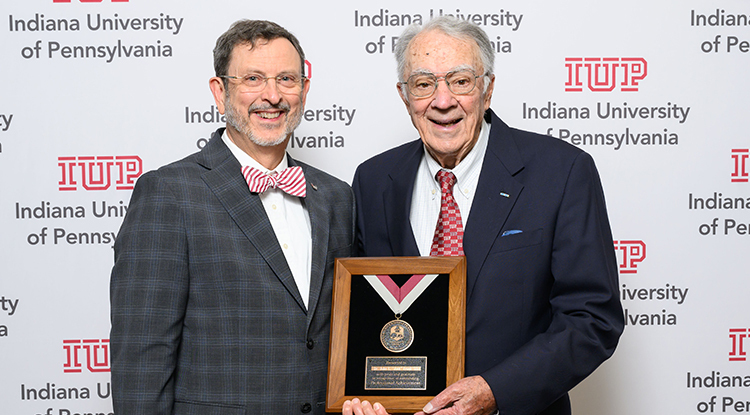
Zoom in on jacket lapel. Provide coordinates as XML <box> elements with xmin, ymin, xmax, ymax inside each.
<box><xmin>294</xmin><ymin>159</ymin><xmax>329</xmax><ymax>322</ymax></box>
<box><xmin>197</xmin><ymin>131</ymin><xmax>306</xmax><ymax>311</ymax></box>
<box><xmin>463</xmin><ymin>112</ymin><xmax>525</xmax><ymax>298</ymax></box>
<box><xmin>383</xmin><ymin>141</ymin><xmax>423</xmax><ymax>257</ymax></box>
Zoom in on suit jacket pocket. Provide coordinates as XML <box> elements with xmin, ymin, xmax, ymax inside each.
<box><xmin>174</xmin><ymin>400</ymin><xmax>246</xmax><ymax>415</ymax></box>
<box><xmin>489</xmin><ymin>228</ymin><xmax>543</xmax><ymax>254</ymax></box>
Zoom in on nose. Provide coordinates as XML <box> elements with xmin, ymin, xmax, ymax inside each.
<box><xmin>259</xmin><ymin>78</ymin><xmax>282</xmax><ymax>104</ymax></box>
<box><xmin>430</xmin><ymin>79</ymin><xmax>457</xmax><ymax>109</ymax></box>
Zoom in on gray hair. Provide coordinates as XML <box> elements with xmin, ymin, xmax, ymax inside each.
<box><xmin>213</xmin><ymin>20</ymin><xmax>305</xmax><ymax>86</ymax></box>
<box><xmin>393</xmin><ymin>16</ymin><xmax>495</xmax><ymax>83</ymax></box>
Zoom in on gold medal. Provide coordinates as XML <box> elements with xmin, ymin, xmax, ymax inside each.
<box><xmin>380</xmin><ymin>317</ymin><xmax>414</xmax><ymax>353</ymax></box>
<box><xmin>364</xmin><ymin>274</ymin><xmax>438</xmax><ymax>353</ymax></box>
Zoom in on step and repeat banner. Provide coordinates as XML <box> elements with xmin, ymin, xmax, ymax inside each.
<box><xmin>1</xmin><ymin>1</ymin><xmax>748</xmax><ymax>414</ymax></box>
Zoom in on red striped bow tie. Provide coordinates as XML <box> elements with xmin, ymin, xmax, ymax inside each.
<box><xmin>242</xmin><ymin>165</ymin><xmax>307</xmax><ymax>198</ymax></box>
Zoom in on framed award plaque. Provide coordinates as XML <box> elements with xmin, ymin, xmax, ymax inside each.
<box><xmin>326</xmin><ymin>256</ymin><xmax>466</xmax><ymax>413</ymax></box>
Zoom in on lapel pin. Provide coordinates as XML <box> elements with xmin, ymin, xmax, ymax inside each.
<box><xmin>311</xmin><ymin>183</ymin><xmax>318</xmax><ymax>191</ymax></box>
<box><xmin>500</xmin><ymin>192</ymin><xmax>510</xmax><ymax>198</ymax></box>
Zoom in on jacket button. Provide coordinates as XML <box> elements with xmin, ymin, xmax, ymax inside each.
<box><xmin>306</xmin><ymin>338</ymin><xmax>315</xmax><ymax>349</ymax></box>
<box><xmin>301</xmin><ymin>402</ymin><xmax>312</xmax><ymax>413</ymax></box>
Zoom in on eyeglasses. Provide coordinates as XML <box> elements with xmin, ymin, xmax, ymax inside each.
<box><xmin>221</xmin><ymin>73</ymin><xmax>306</xmax><ymax>93</ymax></box>
<box><xmin>401</xmin><ymin>69</ymin><xmax>485</xmax><ymax>98</ymax></box>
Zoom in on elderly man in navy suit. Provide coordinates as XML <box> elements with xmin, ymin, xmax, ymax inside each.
<box><xmin>110</xmin><ymin>20</ymin><xmax>354</xmax><ymax>414</ymax></box>
<box><xmin>345</xmin><ymin>17</ymin><xmax>623</xmax><ymax>415</ymax></box>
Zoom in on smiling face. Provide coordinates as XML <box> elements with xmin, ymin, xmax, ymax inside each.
<box><xmin>397</xmin><ymin>30</ymin><xmax>494</xmax><ymax>169</ymax></box>
<box><xmin>210</xmin><ymin>37</ymin><xmax>309</xmax><ymax>163</ymax></box>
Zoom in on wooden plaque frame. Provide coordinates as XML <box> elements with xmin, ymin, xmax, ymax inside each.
<box><xmin>326</xmin><ymin>256</ymin><xmax>466</xmax><ymax>413</ymax></box>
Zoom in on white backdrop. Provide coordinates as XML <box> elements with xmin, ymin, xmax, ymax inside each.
<box><xmin>1</xmin><ymin>1</ymin><xmax>748</xmax><ymax>414</ymax></box>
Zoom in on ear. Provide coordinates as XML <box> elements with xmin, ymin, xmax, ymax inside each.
<box><xmin>300</xmin><ymin>77</ymin><xmax>311</xmax><ymax>107</ymax></box>
<box><xmin>209</xmin><ymin>76</ymin><xmax>227</xmax><ymax>114</ymax></box>
<box><xmin>483</xmin><ymin>74</ymin><xmax>495</xmax><ymax>110</ymax></box>
<box><xmin>397</xmin><ymin>82</ymin><xmax>410</xmax><ymax>109</ymax></box>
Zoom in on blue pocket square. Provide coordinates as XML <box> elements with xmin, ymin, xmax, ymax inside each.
<box><xmin>501</xmin><ymin>230</ymin><xmax>523</xmax><ymax>236</ymax></box>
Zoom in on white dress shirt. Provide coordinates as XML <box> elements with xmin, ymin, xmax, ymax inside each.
<box><xmin>222</xmin><ymin>131</ymin><xmax>313</xmax><ymax>308</ymax></box>
<box><xmin>409</xmin><ymin>120</ymin><xmax>490</xmax><ymax>256</ymax></box>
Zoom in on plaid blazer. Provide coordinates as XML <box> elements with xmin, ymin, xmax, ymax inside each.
<box><xmin>110</xmin><ymin>129</ymin><xmax>355</xmax><ymax>415</ymax></box>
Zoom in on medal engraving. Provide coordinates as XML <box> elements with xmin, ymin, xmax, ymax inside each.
<box><xmin>380</xmin><ymin>319</ymin><xmax>414</xmax><ymax>353</ymax></box>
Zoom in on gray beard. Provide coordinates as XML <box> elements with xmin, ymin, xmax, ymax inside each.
<box><xmin>224</xmin><ymin>95</ymin><xmax>303</xmax><ymax>147</ymax></box>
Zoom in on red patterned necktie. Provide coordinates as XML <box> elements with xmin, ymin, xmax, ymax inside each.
<box><xmin>242</xmin><ymin>165</ymin><xmax>307</xmax><ymax>198</ymax></box>
<box><xmin>430</xmin><ymin>170</ymin><xmax>464</xmax><ymax>256</ymax></box>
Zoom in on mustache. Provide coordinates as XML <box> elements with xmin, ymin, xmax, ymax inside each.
<box><xmin>247</xmin><ymin>102</ymin><xmax>291</xmax><ymax>113</ymax></box>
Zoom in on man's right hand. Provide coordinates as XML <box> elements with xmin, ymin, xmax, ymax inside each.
<box><xmin>343</xmin><ymin>398</ymin><xmax>391</xmax><ymax>415</ymax></box>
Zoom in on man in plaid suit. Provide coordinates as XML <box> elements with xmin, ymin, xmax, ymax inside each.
<box><xmin>110</xmin><ymin>20</ymin><xmax>355</xmax><ymax>415</ymax></box>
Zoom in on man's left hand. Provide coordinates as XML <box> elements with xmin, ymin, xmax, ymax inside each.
<box><xmin>415</xmin><ymin>375</ymin><xmax>496</xmax><ymax>415</ymax></box>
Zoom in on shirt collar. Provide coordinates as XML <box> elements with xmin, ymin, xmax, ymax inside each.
<box><xmin>221</xmin><ymin>130</ymin><xmax>289</xmax><ymax>174</ymax></box>
<box><xmin>423</xmin><ymin>118</ymin><xmax>490</xmax><ymax>196</ymax></box>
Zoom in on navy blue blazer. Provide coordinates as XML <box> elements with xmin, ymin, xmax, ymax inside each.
<box><xmin>352</xmin><ymin>110</ymin><xmax>623</xmax><ymax>415</ymax></box>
